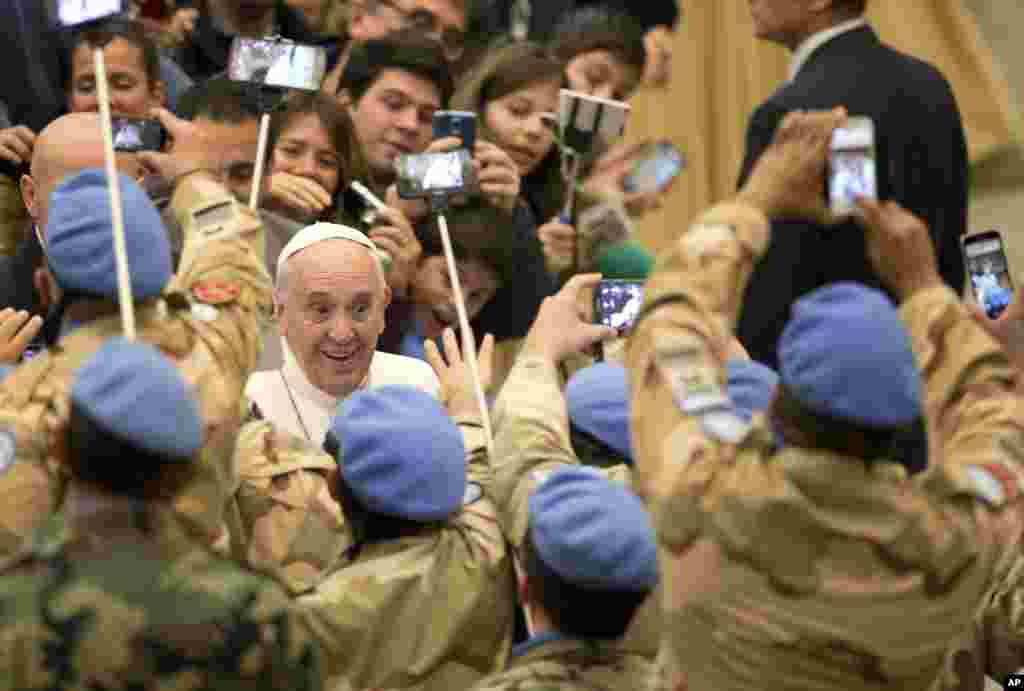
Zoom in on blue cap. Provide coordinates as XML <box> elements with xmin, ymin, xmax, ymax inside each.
<box><xmin>778</xmin><ymin>283</ymin><xmax>922</xmax><ymax>427</ymax></box>
<box><xmin>331</xmin><ymin>386</ymin><xmax>465</xmax><ymax>522</ymax></box>
<box><xmin>71</xmin><ymin>337</ymin><xmax>202</xmax><ymax>459</ymax></box>
<box><xmin>46</xmin><ymin>169</ymin><xmax>172</xmax><ymax>301</ymax></box>
<box><xmin>529</xmin><ymin>467</ymin><xmax>657</xmax><ymax>592</ymax></box>
<box><xmin>566</xmin><ymin>363</ymin><xmax>632</xmax><ymax>460</ymax></box>
<box><xmin>727</xmin><ymin>359</ymin><xmax>779</xmax><ymax>422</ymax></box>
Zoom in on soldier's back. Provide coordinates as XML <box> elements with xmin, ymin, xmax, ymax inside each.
<box><xmin>0</xmin><ymin>513</ymin><xmax>322</xmax><ymax>690</ymax></box>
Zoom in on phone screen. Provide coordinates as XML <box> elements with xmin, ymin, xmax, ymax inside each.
<box><xmin>228</xmin><ymin>38</ymin><xmax>327</xmax><ymax>91</ymax></box>
<box><xmin>594</xmin><ymin>280</ymin><xmax>644</xmax><ymax>332</ymax></box>
<box><xmin>623</xmin><ymin>141</ymin><xmax>684</xmax><ymax>194</ymax></box>
<box><xmin>395</xmin><ymin>150</ymin><xmax>474</xmax><ymax>199</ymax></box>
<box><xmin>965</xmin><ymin>233</ymin><xmax>1013</xmax><ymax>318</ymax></box>
<box><xmin>829</xmin><ymin>119</ymin><xmax>877</xmax><ymax>216</ymax></box>
<box><xmin>433</xmin><ymin>111</ymin><xmax>477</xmax><ymax>151</ymax></box>
<box><xmin>55</xmin><ymin>0</ymin><xmax>125</xmax><ymax>26</ymax></box>
<box><xmin>111</xmin><ymin>117</ymin><xmax>164</xmax><ymax>152</ymax></box>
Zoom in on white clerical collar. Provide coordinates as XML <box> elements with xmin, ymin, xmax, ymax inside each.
<box><xmin>788</xmin><ymin>17</ymin><xmax>869</xmax><ymax>82</ymax></box>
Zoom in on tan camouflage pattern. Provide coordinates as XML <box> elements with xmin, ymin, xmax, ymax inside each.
<box><xmin>0</xmin><ymin>507</ymin><xmax>323</xmax><ymax>689</ymax></box>
<box><xmin>467</xmin><ymin>636</ymin><xmax>653</xmax><ymax>691</ymax></box>
<box><xmin>491</xmin><ymin>354</ymin><xmax>660</xmax><ymax>660</ymax></box>
<box><xmin>0</xmin><ymin>172</ymin><xmax>28</xmax><ymax>257</ymax></box>
<box><xmin>233</xmin><ymin>420</ymin><xmax>352</xmax><ymax>595</ymax></box>
<box><xmin>296</xmin><ymin>417</ymin><xmax>516</xmax><ymax>691</ymax></box>
<box><xmin>0</xmin><ymin>173</ymin><xmax>272</xmax><ymax>558</ymax></box>
<box><xmin>626</xmin><ymin>202</ymin><xmax>1024</xmax><ymax>691</ymax></box>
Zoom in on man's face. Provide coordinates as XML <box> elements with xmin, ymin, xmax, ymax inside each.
<box><xmin>350</xmin><ymin>0</ymin><xmax>466</xmax><ymax>61</ymax></box>
<box><xmin>279</xmin><ymin>240</ymin><xmax>391</xmax><ymax>398</ymax></box>
<box><xmin>348</xmin><ymin>69</ymin><xmax>441</xmax><ymax>182</ymax></box>
<box><xmin>67</xmin><ymin>37</ymin><xmax>163</xmax><ymax>116</ymax></box>
<box><xmin>565</xmin><ymin>51</ymin><xmax>640</xmax><ymax>102</ymax></box>
<box><xmin>189</xmin><ymin>117</ymin><xmax>261</xmax><ymax>203</ymax></box>
<box><xmin>748</xmin><ymin>0</ymin><xmax>818</xmax><ymax>47</ymax></box>
<box><xmin>411</xmin><ymin>255</ymin><xmax>499</xmax><ymax>339</ymax></box>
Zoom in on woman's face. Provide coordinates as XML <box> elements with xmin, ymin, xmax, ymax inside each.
<box><xmin>565</xmin><ymin>50</ymin><xmax>640</xmax><ymax>101</ymax></box>
<box><xmin>67</xmin><ymin>37</ymin><xmax>163</xmax><ymax>116</ymax></box>
<box><xmin>483</xmin><ymin>76</ymin><xmax>561</xmax><ymax>177</ymax></box>
<box><xmin>271</xmin><ymin>113</ymin><xmax>343</xmax><ymax>196</ymax></box>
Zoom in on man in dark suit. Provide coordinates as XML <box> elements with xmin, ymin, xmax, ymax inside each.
<box><xmin>737</xmin><ymin>0</ymin><xmax>967</xmax><ymax>368</ymax></box>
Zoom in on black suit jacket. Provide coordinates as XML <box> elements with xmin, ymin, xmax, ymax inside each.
<box><xmin>736</xmin><ymin>26</ymin><xmax>968</xmax><ymax>369</ymax></box>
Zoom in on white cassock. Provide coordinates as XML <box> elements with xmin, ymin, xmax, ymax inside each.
<box><xmin>245</xmin><ymin>337</ymin><xmax>441</xmax><ymax>445</ymax></box>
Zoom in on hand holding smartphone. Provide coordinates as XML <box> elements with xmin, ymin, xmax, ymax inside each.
<box><xmin>593</xmin><ymin>279</ymin><xmax>643</xmax><ymax>362</ymax></box>
<box><xmin>829</xmin><ymin>116</ymin><xmax>877</xmax><ymax>218</ymax></box>
<box><xmin>433</xmin><ymin>111</ymin><xmax>477</xmax><ymax>152</ymax></box>
<box><xmin>394</xmin><ymin>150</ymin><xmax>477</xmax><ymax>200</ymax></box>
<box><xmin>964</xmin><ymin>230</ymin><xmax>1014</xmax><ymax>319</ymax></box>
<box><xmin>622</xmin><ymin>140</ymin><xmax>685</xmax><ymax>194</ymax></box>
<box><xmin>111</xmin><ymin>117</ymin><xmax>166</xmax><ymax>152</ymax></box>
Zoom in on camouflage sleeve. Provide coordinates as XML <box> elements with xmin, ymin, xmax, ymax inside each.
<box><xmin>491</xmin><ymin>355</ymin><xmax>583</xmax><ymax>548</ymax></box>
<box><xmin>625</xmin><ymin>202</ymin><xmax>769</xmax><ymax>550</ymax></box>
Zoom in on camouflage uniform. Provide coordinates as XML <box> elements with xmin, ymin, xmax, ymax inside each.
<box><xmin>297</xmin><ymin>414</ymin><xmax>516</xmax><ymax>691</ymax></box>
<box><xmin>0</xmin><ymin>173</ymin><xmax>272</xmax><ymax>556</ymax></box>
<box><xmin>626</xmin><ymin>202</ymin><xmax>1024</xmax><ymax>691</ymax></box>
<box><xmin>0</xmin><ymin>172</ymin><xmax>27</xmax><ymax>256</ymax></box>
<box><xmin>232</xmin><ymin>420</ymin><xmax>352</xmax><ymax>595</ymax></box>
<box><xmin>467</xmin><ymin>634</ymin><xmax>652</xmax><ymax>691</ymax></box>
<box><xmin>0</xmin><ymin>508</ymin><xmax>322</xmax><ymax>689</ymax></box>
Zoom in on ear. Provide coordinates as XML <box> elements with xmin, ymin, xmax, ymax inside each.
<box><xmin>20</xmin><ymin>174</ymin><xmax>38</xmax><ymax>222</ymax></box>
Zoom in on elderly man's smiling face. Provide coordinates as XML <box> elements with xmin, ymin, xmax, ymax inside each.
<box><xmin>277</xmin><ymin>239</ymin><xmax>391</xmax><ymax>398</ymax></box>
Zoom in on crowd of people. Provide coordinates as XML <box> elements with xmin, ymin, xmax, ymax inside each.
<box><xmin>0</xmin><ymin>0</ymin><xmax>1019</xmax><ymax>690</ymax></box>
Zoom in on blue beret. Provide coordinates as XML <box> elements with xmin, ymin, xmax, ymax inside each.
<box><xmin>71</xmin><ymin>337</ymin><xmax>202</xmax><ymax>460</ymax></box>
<box><xmin>778</xmin><ymin>283</ymin><xmax>922</xmax><ymax>427</ymax></box>
<box><xmin>46</xmin><ymin>169</ymin><xmax>172</xmax><ymax>301</ymax></box>
<box><xmin>332</xmin><ymin>386</ymin><xmax>465</xmax><ymax>522</ymax></box>
<box><xmin>566</xmin><ymin>363</ymin><xmax>632</xmax><ymax>460</ymax></box>
<box><xmin>727</xmin><ymin>359</ymin><xmax>779</xmax><ymax>422</ymax></box>
<box><xmin>529</xmin><ymin>467</ymin><xmax>657</xmax><ymax>592</ymax></box>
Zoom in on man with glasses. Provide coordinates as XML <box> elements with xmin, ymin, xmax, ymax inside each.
<box><xmin>322</xmin><ymin>0</ymin><xmax>466</xmax><ymax>94</ymax></box>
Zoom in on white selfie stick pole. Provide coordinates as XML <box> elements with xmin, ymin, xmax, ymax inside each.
<box><xmin>249</xmin><ymin>112</ymin><xmax>271</xmax><ymax>209</ymax></box>
<box><xmin>436</xmin><ymin>211</ymin><xmax>494</xmax><ymax>454</ymax></box>
<box><xmin>94</xmin><ymin>47</ymin><xmax>136</xmax><ymax>340</ymax></box>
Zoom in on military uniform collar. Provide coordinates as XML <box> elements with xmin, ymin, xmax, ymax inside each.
<box><xmin>510</xmin><ymin>631</ymin><xmax>618</xmax><ymax>663</ymax></box>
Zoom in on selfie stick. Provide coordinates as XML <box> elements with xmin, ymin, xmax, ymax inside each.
<box><xmin>249</xmin><ymin>112</ymin><xmax>271</xmax><ymax>209</ymax></box>
<box><xmin>94</xmin><ymin>47</ymin><xmax>137</xmax><ymax>340</ymax></box>
<box><xmin>435</xmin><ymin>205</ymin><xmax>494</xmax><ymax>454</ymax></box>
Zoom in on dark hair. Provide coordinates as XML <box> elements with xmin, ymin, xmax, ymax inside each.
<box><xmin>522</xmin><ymin>530</ymin><xmax>650</xmax><ymax>640</ymax></box>
<box><xmin>66</xmin><ymin>18</ymin><xmax>161</xmax><ymax>90</ymax></box>
<box><xmin>66</xmin><ymin>404</ymin><xmax>197</xmax><ymax>500</ymax></box>
<box><xmin>550</xmin><ymin>7</ymin><xmax>646</xmax><ymax>96</ymax></box>
<box><xmin>269</xmin><ymin>91</ymin><xmax>357</xmax><ymax>198</ymax></box>
<box><xmin>569</xmin><ymin>423</ymin><xmax>629</xmax><ymax>470</ymax></box>
<box><xmin>836</xmin><ymin>0</ymin><xmax>868</xmax><ymax>16</ymax></box>
<box><xmin>341</xmin><ymin>29</ymin><xmax>454</xmax><ymax>106</ymax></box>
<box><xmin>450</xmin><ymin>41</ymin><xmax>566</xmax><ymax>220</ymax></box>
<box><xmin>176</xmin><ymin>77</ymin><xmax>264</xmax><ymax>123</ymax></box>
<box><xmin>774</xmin><ymin>383</ymin><xmax>923</xmax><ymax>467</ymax></box>
<box><xmin>417</xmin><ymin>199</ymin><xmax>517</xmax><ymax>288</ymax></box>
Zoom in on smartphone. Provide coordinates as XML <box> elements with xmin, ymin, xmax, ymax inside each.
<box><xmin>622</xmin><ymin>140</ymin><xmax>685</xmax><ymax>194</ymax></box>
<box><xmin>964</xmin><ymin>230</ymin><xmax>1014</xmax><ymax>319</ymax></box>
<box><xmin>395</xmin><ymin>150</ymin><xmax>477</xmax><ymax>199</ymax></box>
<box><xmin>227</xmin><ymin>38</ymin><xmax>327</xmax><ymax>91</ymax></box>
<box><xmin>51</xmin><ymin>0</ymin><xmax>126</xmax><ymax>26</ymax></box>
<box><xmin>594</xmin><ymin>280</ymin><xmax>644</xmax><ymax>332</ymax></box>
<box><xmin>110</xmin><ymin>116</ymin><xmax>165</xmax><ymax>152</ymax></box>
<box><xmin>829</xmin><ymin>116</ymin><xmax>877</xmax><ymax>218</ymax></box>
<box><xmin>559</xmin><ymin>89</ymin><xmax>631</xmax><ymax>156</ymax></box>
<box><xmin>433</xmin><ymin>111</ymin><xmax>477</xmax><ymax>151</ymax></box>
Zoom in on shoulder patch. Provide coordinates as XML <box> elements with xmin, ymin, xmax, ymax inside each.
<box><xmin>192</xmin><ymin>280</ymin><xmax>240</xmax><ymax>306</ymax></box>
<box><xmin>463</xmin><ymin>482</ymin><xmax>483</xmax><ymax>506</ymax></box>
<box><xmin>965</xmin><ymin>465</ymin><xmax>1009</xmax><ymax>507</ymax></box>
<box><xmin>0</xmin><ymin>428</ymin><xmax>15</xmax><ymax>475</ymax></box>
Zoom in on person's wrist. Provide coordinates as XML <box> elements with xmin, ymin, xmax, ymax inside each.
<box><xmin>521</xmin><ymin>335</ymin><xmax>561</xmax><ymax>364</ymax></box>
<box><xmin>893</xmin><ymin>271</ymin><xmax>943</xmax><ymax>303</ymax></box>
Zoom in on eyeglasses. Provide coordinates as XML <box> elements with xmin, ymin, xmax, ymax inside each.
<box><xmin>377</xmin><ymin>0</ymin><xmax>466</xmax><ymax>61</ymax></box>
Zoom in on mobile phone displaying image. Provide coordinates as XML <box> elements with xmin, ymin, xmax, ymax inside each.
<box><xmin>227</xmin><ymin>37</ymin><xmax>327</xmax><ymax>91</ymax></box>
<box><xmin>395</xmin><ymin>150</ymin><xmax>477</xmax><ymax>199</ymax></box>
<box><xmin>829</xmin><ymin>116</ymin><xmax>877</xmax><ymax>218</ymax></box>
<box><xmin>964</xmin><ymin>230</ymin><xmax>1014</xmax><ymax>319</ymax></box>
<box><xmin>433</xmin><ymin>111</ymin><xmax>477</xmax><ymax>152</ymax></box>
<box><xmin>622</xmin><ymin>140</ymin><xmax>685</xmax><ymax>194</ymax></box>
<box><xmin>559</xmin><ymin>89</ymin><xmax>630</xmax><ymax>156</ymax></box>
<box><xmin>51</xmin><ymin>0</ymin><xmax>126</xmax><ymax>27</ymax></box>
<box><xmin>110</xmin><ymin>116</ymin><xmax>165</xmax><ymax>152</ymax></box>
<box><xmin>594</xmin><ymin>280</ymin><xmax>644</xmax><ymax>332</ymax></box>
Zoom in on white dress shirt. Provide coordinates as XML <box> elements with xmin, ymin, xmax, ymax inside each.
<box><xmin>246</xmin><ymin>338</ymin><xmax>441</xmax><ymax>445</ymax></box>
<box><xmin>788</xmin><ymin>17</ymin><xmax>869</xmax><ymax>82</ymax></box>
